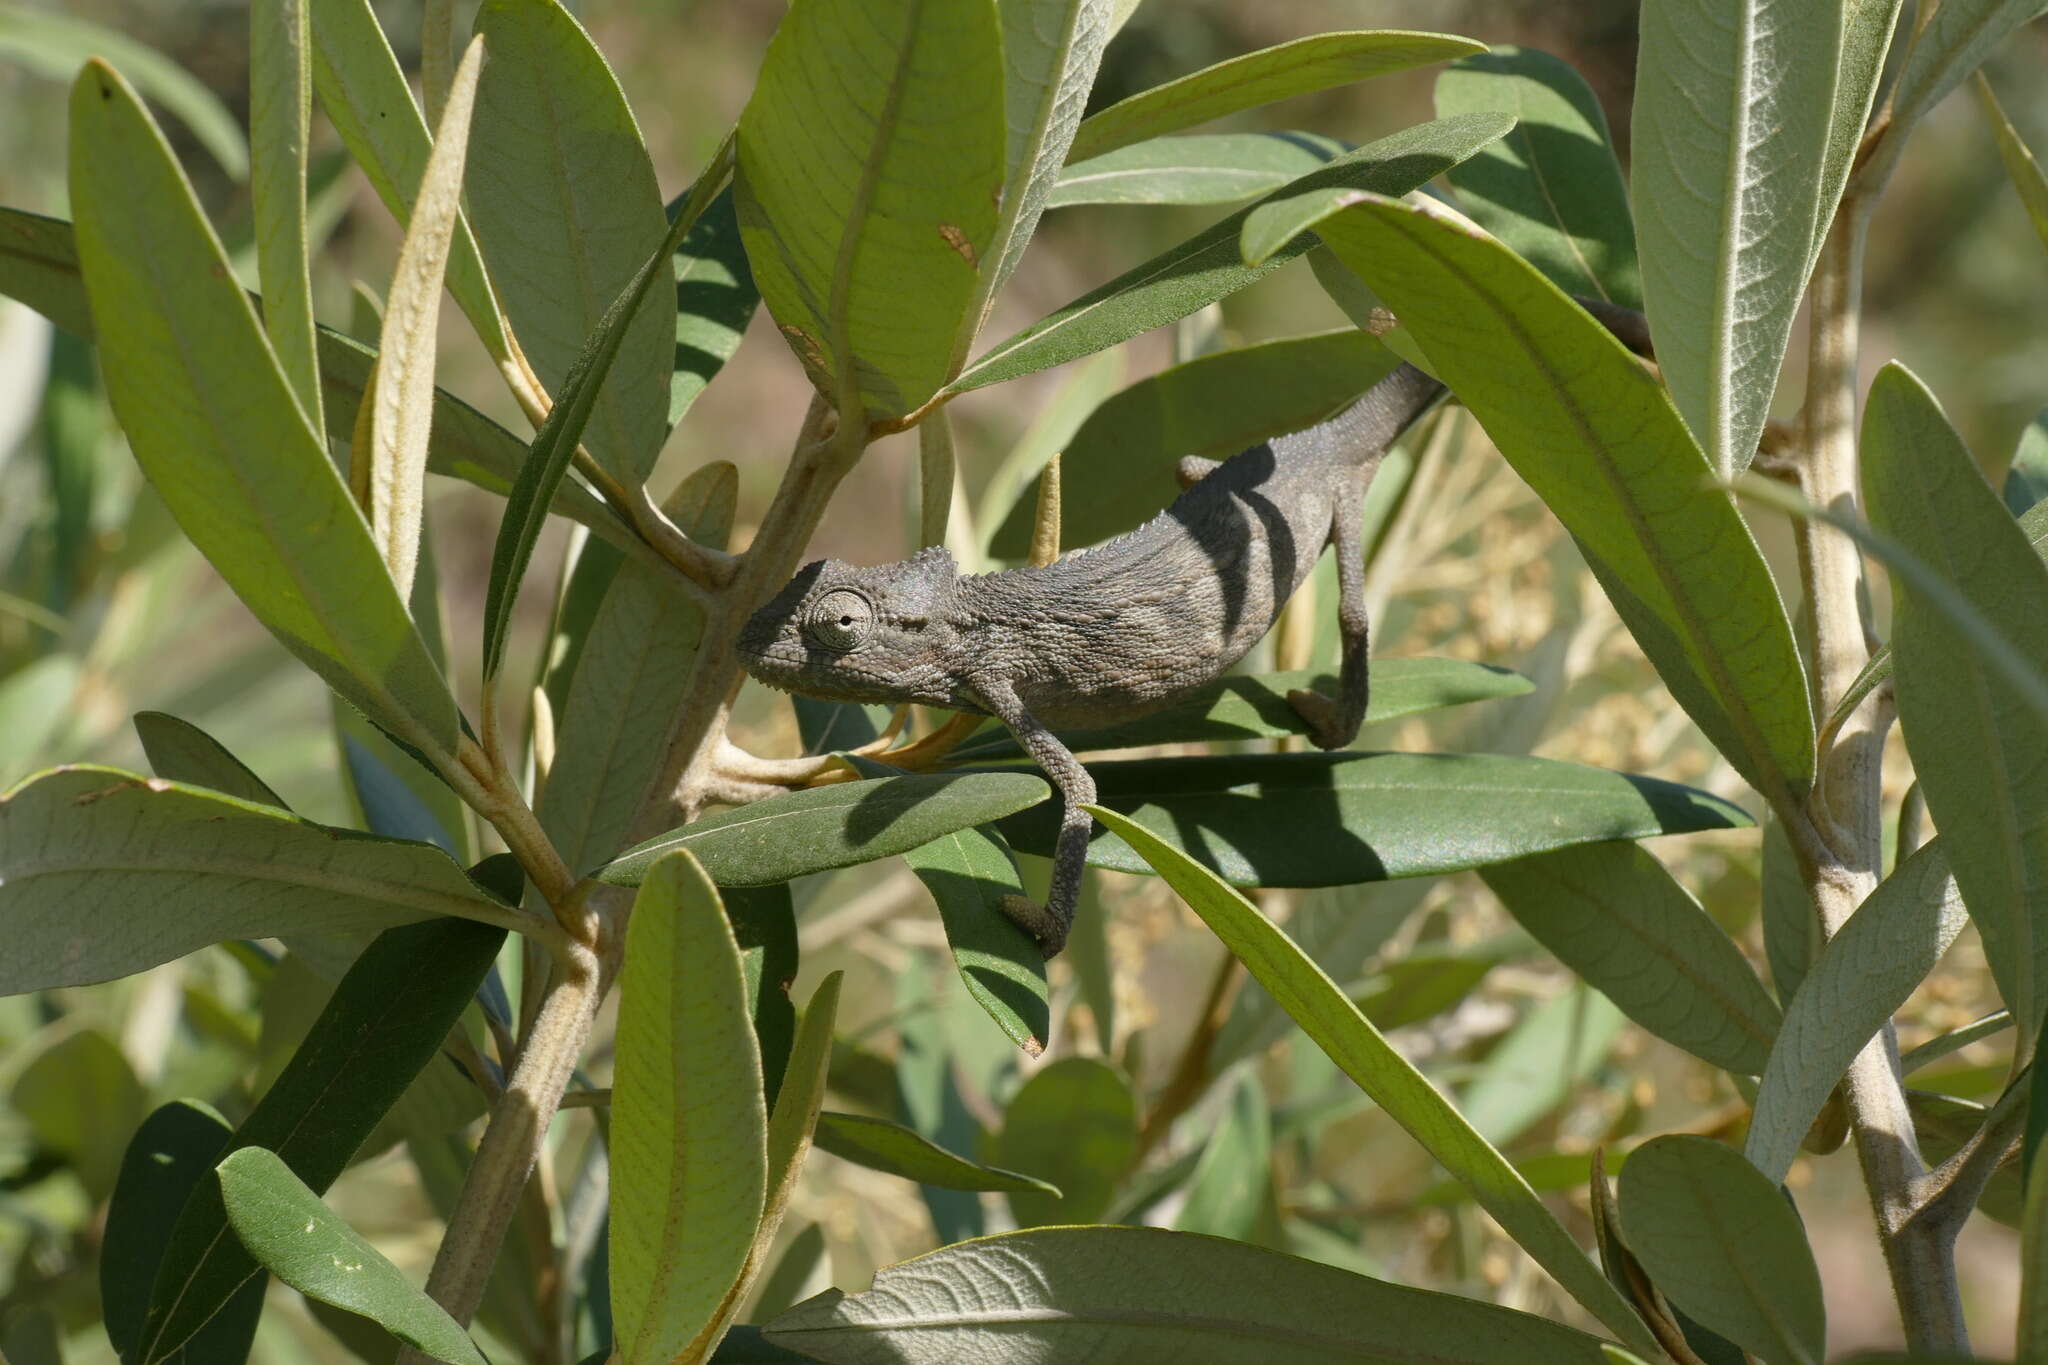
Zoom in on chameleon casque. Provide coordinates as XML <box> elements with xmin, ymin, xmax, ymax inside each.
<box><xmin>738</xmin><ymin>360</ymin><xmax>1445</xmax><ymax>957</ymax></box>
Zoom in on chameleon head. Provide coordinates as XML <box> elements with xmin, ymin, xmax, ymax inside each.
<box><xmin>736</xmin><ymin>547</ymin><xmax>965</xmax><ymax>707</ymax></box>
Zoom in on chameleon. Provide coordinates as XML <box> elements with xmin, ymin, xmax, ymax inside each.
<box><xmin>737</xmin><ymin>359</ymin><xmax>1445</xmax><ymax>957</ymax></box>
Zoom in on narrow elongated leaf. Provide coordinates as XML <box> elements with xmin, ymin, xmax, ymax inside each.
<box><xmin>0</xmin><ymin>656</ymin><xmax>74</xmax><ymax>782</ymax></box>
<box><xmin>1461</xmin><ymin>985</ymin><xmax>1626</xmax><ymax>1146</ymax></box>
<box><xmin>768</xmin><ymin>1226</ymin><xmax>1617</xmax><ymax>1364</ymax></box>
<box><xmin>953</xmin><ymin>113</ymin><xmax>1512</xmax><ymax>394</ymax></box>
<box><xmin>736</xmin><ymin>0</ymin><xmax>1005</xmax><ymax>419</ymax></box>
<box><xmin>1810</xmin><ymin>1</ymin><xmax>1904</xmax><ymax>270</ymax></box>
<box><xmin>139</xmin><ymin>916</ymin><xmax>506</xmax><ymax>1363</ymax></box>
<box><xmin>611</xmin><ymin>851</ymin><xmax>767</xmax><ymax>1365</ymax></box>
<box><xmin>669</xmin><ymin>186</ymin><xmax>759</xmax><ymax>429</ymax></box>
<box><xmin>1760</xmin><ymin>814</ymin><xmax>1815</xmax><ymax>1003</ymax></box>
<box><xmin>134</xmin><ymin>711</ymin><xmax>288</xmax><ymax>807</ymax></box>
<box><xmin>1889</xmin><ymin>0</ymin><xmax>2048</xmax><ymax>142</ymax></box>
<box><xmin>1482</xmin><ymin>842</ymin><xmax>1783</xmax><ymax>1074</ymax></box>
<box><xmin>988</xmin><ymin>329</ymin><xmax>1400</xmax><ymax>556</ymax></box>
<box><xmin>0</xmin><ymin>6</ymin><xmax>248</xmax><ymax>178</ymax></box>
<box><xmin>946</xmin><ymin>659</ymin><xmax>1533</xmax><ymax>761</ymax></box>
<box><xmin>1067</xmin><ymin>31</ymin><xmax>1485</xmax><ymax>163</ymax></box>
<box><xmin>1434</xmin><ymin>47</ymin><xmax>1640</xmax><ymax>307</ymax></box>
<box><xmin>103</xmin><ymin>1102</ymin><xmax>240</xmax><ymax>1361</ymax></box>
<box><xmin>597</xmin><ymin>772</ymin><xmax>1051</xmax><ymax>888</ymax></box>
<box><xmin>989</xmin><ymin>1057</ymin><xmax>1136</xmax><ymax>1227</ymax></box>
<box><xmin>69</xmin><ymin>63</ymin><xmax>460</xmax><ymax>756</ymax></box>
<box><xmin>997</xmin><ymin>751</ymin><xmax>1749</xmax><ymax>888</ymax></box>
<box><xmin>11</xmin><ymin>1028</ymin><xmax>146</xmax><ymax>1200</ymax></box>
<box><xmin>0</xmin><ymin>766</ymin><xmax>515</xmax><ymax>993</ymax></box>
<box><xmin>368</xmin><ymin>36</ymin><xmax>484</xmax><ymax>600</ymax></box>
<box><xmin>966</xmin><ymin>0</ymin><xmax>1114</xmax><ymax>336</ymax></box>
<box><xmin>1089</xmin><ymin>805</ymin><xmax>1659</xmax><ymax>1353</ymax></box>
<box><xmin>727</xmin><ymin>884</ymin><xmax>800</xmax><ymax>1106</ymax></box>
<box><xmin>1977</xmin><ymin>75</ymin><xmax>2048</xmax><ymax>257</ymax></box>
<box><xmin>975</xmin><ymin>349</ymin><xmax>1125</xmax><ymax>542</ymax></box>
<box><xmin>2029</xmin><ymin>1096</ymin><xmax>2048</xmax><ymax>1359</ymax></box>
<box><xmin>1310</xmin><ymin>195</ymin><xmax>1815</xmax><ymax>802</ymax></box>
<box><xmin>541</xmin><ymin>463</ymin><xmax>735</xmax><ymax>873</ymax></box>
<box><xmin>1618</xmin><ymin>1136</ymin><xmax>1825</xmax><ymax>1365</ymax></box>
<box><xmin>250</xmin><ymin>0</ymin><xmax>322</xmax><ymax>426</ymax></box>
<box><xmin>1745</xmin><ymin>841</ymin><xmax>1967</xmax><ymax>1183</ymax></box>
<box><xmin>812</xmin><ymin>1111</ymin><xmax>1058</xmax><ymax>1195</ymax></box>
<box><xmin>1051</xmin><ymin>130</ymin><xmax>1345</xmax><ymax>207</ymax></box>
<box><xmin>470</xmin><ymin>0</ymin><xmax>673</xmax><ymax>482</ymax></box>
<box><xmin>901</xmin><ymin>824</ymin><xmax>1049</xmax><ymax>1054</ymax></box>
<box><xmin>217</xmin><ymin>1147</ymin><xmax>485</xmax><ymax>1365</ymax></box>
<box><xmin>1632</xmin><ymin>0</ymin><xmax>1840</xmax><ymax>477</ymax></box>
<box><xmin>1175</xmin><ymin>1072</ymin><xmax>1272</xmax><ymax>1239</ymax></box>
<box><xmin>309</xmin><ymin>0</ymin><xmax>508</xmax><ymax>354</ymax></box>
<box><xmin>1863</xmin><ymin>362</ymin><xmax>2048</xmax><ymax>1039</ymax></box>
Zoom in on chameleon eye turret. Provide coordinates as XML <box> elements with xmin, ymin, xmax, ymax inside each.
<box><xmin>803</xmin><ymin>589</ymin><xmax>874</xmax><ymax>652</ymax></box>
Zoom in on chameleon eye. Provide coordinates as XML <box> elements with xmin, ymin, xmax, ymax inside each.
<box><xmin>803</xmin><ymin>589</ymin><xmax>873</xmax><ymax>652</ymax></box>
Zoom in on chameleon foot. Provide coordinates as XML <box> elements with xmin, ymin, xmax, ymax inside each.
<box><xmin>999</xmin><ymin>893</ymin><xmax>1070</xmax><ymax>960</ymax></box>
<box><xmin>1286</xmin><ymin>687</ymin><xmax>1351</xmax><ymax>751</ymax></box>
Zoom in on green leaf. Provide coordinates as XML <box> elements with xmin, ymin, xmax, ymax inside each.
<box><xmin>139</xmin><ymin>915</ymin><xmax>506</xmax><ymax>1363</ymax></box>
<box><xmin>966</xmin><ymin>0</ymin><xmax>1115</xmax><ymax>343</ymax></box>
<box><xmin>0</xmin><ymin>766</ymin><xmax>516</xmax><ymax>993</ymax></box>
<box><xmin>669</xmin><ymin>186</ymin><xmax>759</xmax><ymax>429</ymax></box>
<box><xmin>1631</xmin><ymin>0</ymin><xmax>1840</xmax><ymax>477</ymax></box>
<box><xmin>1744</xmin><ymin>840</ymin><xmax>1968</xmax><ymax>1184</ymax></box>
<box><xmin>767</xmin><ymin>1225</ymin><xmax>1620</xmax><ymax>1364</ymax></box>
<box><xmin>470</xmin><ymin>0</ymin><xmax>674</xmax><ymax>483</ymax></box>
<box><xmin>1811</xmin><ymin>1</ymin><xmax>1904</xmax><ymax>271</ymax></box>
<box><xmin>217</xmin><ymin>1147</ymin><xmax>486</xmax><ymax>1365</ymax></box>
<box><xmin>249</xmin><ymin>0</ymin><xmax>322</xmax><ymax>428</ymax></box>
<box><xmin>1174</xmin><ymin>1071</ymin><xmax>1272</xmax><ymax>1239</ymax></box>
<box><xmin>12</xmin><ymin>1026</ymin><xmax>146</xmax><ymax>1202</ymax></box>
<box><xmin>736</xmin><ymin>0</ymin><xmax>1005</xmax><ymax>419</ymax></box>
<box><xmin>0</xmin><ymin>656</ymin><xmax>81</xmax><ymax>782</ymax></box>
<box><xmin>1433</xmin><ymin>46</ymin><xmax>1640</xmax><ymax>307</ymax></box>
<box><xmin>1481</xmin><ymin>842</ymin><xmax>1783</xmax><ymax>1075</ymax></box>
<box><xmin>989</xmin><ymin>1056</ymin><xmax>1137</xmax><ymax>1226</ymax></box>
<box><xmin>1461</xmin><ymin>984</ymin><xmax>1626</xmax><ymax>1146</ymax></box>
<box><xmin>2008</xmin><ymin>406</ymin><xmax>2048</xmax><ymax>515</ymax></box>
<box><xmin>724</xmin><ymin>884</ymin><xmax>800</xmax><ymax>1107</ymax></box>
<box><xmin>134</xmin><ymin>711</ymin><xmax>288</xmax><ymax>807</ymax></box>
<box><xmin>596</xmin><ymin>771</ymin><xmax>1051</xmax><ymax>888</ymax></box>
<box><xmin>751</xmin><ymin>1224</ymin><xmax>828</xmax><ymax>1324</ymax></box>
<box><xmin>954</xmin><ymin>113</ymin><xmax>1511</xmax><ymax>394</ymax></box>
<box><xmin>975</xmin><ymin>349</ymin><xmax>1125</xmax><ymax>542</ymax></box>
<box><xmin>949</xmin><ymin>660</ymin><xmax>1532</xmax><ymax>762</ymax></box>
<box><xmin>541</xmin><ymin>462</ymin><xmax>735</xmax><ymax>874</ymax></box>
<box><xmin>1862</xmin><ymin>361</ymin><xmax>2048</xmax><ymax>1039</ymax></box>
<box><xmin>1888</xmin><ymin>0</ymin><xmax>2048</xmax><ymax>145</ymax></box>
<box><xmin>1618</xmin><ymin>1135</ymin><xmax>1825</xmax><ymax>1365</ymax></box>
<box><xmin>987</xmin><ymin>329</ymin><xmax>1400</xmax><ymax>556</ymax></box>
<box><xmin>1760</xmin><ymin>814</ymin><xmax>1816</xmax><ymax>1004</ymax></box>
<box><xmin>102</xmin><ymin>1102</ymin><xmax>241</xmax><ymax>1362</ymax></box>
<box><xmin>1067</xmin><ymin>31</ymin><xmax>1486</xmax><ymax>163</ymax></box>
<box><xmin>2028</xmin><ymin>1075</ymin><xmax>2048</xmax><ymax>1358</ymax></box>
<box><xmin>996</xmin><ymin>751</ymin><xmax>1750</xmax><ymax>888</ymax></box>
<box><xmin>1087</xmin><ymin>804</ymin><xmax>1660</xmax><ymax>1353</ymax></box>
<box><xmin>0</xmin><ymin>5</ymin><xmax>248</xmax><ymax>179</ymax></box>
<box><xmin>812</xmin><ymin>1111</ymin><xmax>1058</xmax><ymax>1195</ymax></box>
<box><xmin>1309</xmin><ymin>194</ymin><xmax>1815</xmax><ymax>802</ymax></box>
<box><xmin>610</xmin><ymin>850</ymin><xmax>767</xmax><ymax>1365</ymax></box>
<box><xmin>1050</xmin><ymin>130</ymin><xmax>1346</xmax><ymax>207</ymax></box>
<box><xmin>366</xmin><ymin>35</ymin><xmax>484</xmax><ymax>601</ymax></box>
<box><xmin>68</xmin><ymin>62</ymin><xmax>460</xmax><ymax>758</ymax></box>
<box><xmin>309</xmin><ymin>0</ymin><xmax>508</xmax><ymax>355</ymax></box>
<box><xmin>1357</xmin><ymin>946</ymin><xmax>1503</xmax><ymax>1030</ymax></box>
<box><xmin>900</xmin><ymin>824</ymin><xmax>1050</xmax><ymax>1054</ymax></box>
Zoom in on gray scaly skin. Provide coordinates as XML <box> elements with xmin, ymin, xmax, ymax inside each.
<box><xmin>737</xmin><ymin>361</ymin><xmax>1446</xmax><ymax>957</ymax></box>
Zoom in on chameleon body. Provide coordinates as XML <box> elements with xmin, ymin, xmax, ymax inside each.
<box><xmin>737</xmin><ymin>361</ymin><xmax>1445</xmax><ymax>956</ymax></box>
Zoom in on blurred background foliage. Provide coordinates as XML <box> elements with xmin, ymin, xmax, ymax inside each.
<box><xmin>0</xmin><ymin>1</ymin><xmax>2040</xmax><ymax>1360</ymax></box>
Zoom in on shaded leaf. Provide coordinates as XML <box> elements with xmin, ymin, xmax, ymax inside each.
<box><xmin>102</xmin><ymin>1102</ymin><xmax>238</xmax><ymax>1361</ymax></box>
<box><xmin>813</xmin><ymin>1111</ymin><xmax>1058</xmax><ymax>1195</ymax></box>
<box><xmin>728</xmin><ymin>884</ymin><xmax>800</xmax><ymax>1109</ymax></box>
<box><xmin>0</xmin><ymin>657</ymin><xmax>79</xmax><ymax>782</ymax></box>
<box><xmin>68</xmin><ymin>61</ymin><xmax>460</xmax><ymax>755</ymax></box>
<box><xmin>1088</xmin><ymin>804</ymin><xmax>1658</xmax><ymax>1352</ymax></box>
<box><xmin>0</xmin><ymin>766</ymin><xmax>515</xmax><ymax>993</ymax></box>
<box><xmin>1050</xmin><ymin>130</ymin><xmax>1345</xmax><ymax>207</ymax></box>
<box><xmin>610</xmin><ymin>850</ymin><xmax>767</xmax><ymax>1365</ymax></box>
<box><xmin>989</xmin><ymin>1056</ymin><xmax>1136</xmax><ymax>1226</ymax></box>
<box><xmin>1888</xmin><ymin>0</ymin><xmax>2048</xmax><ymax>143</ymax></box>
<box><xmin>217</xmin><ymin>1147</ymin><xmax>485</xmax><ymax>1364</ymax></box>
<box><xmin>1067</xmin><ymin>31</ymin><xmax>1485</xmax><ymax>162</ymax></box>
<box><xmin>996</xmin><ymin>751</ymin><xmax>1750</xmax><ymax>888</ymax></box>
<box><xmin>954</xmin><ymin>113</ymin><xmax>1512</xmax><ymax>394</ymax></box>
<box><xmin>901</xmin><ymin>823</ymin><xmax>1050</xmax><ymax>1054</ymax></box>
<box><xmin>1174</xmin><ymin>1071</ymin><xmax>1272</xmax><ymax>1239</ymax></box>
<box><xmin>249</xmin><ymin>0</ymin><xmax>322</xmax><ymax>426</ymax></box>
<box><xmin>1481</xmin><ymin>842</ymin><xmax>1782</xmax><ymax>1074</ymax></box>
<box><xmin>1979</xmin><ymin>73</ymin><xmax>2048</xmax><ymax>259</ymax></box>
<box><xmin>133</xmin><ymin>712</ymin><xmax>287</xmax><ymax>808</ymax></box>
<box><xmin>1810</xmin><ymin>1</ymin><xmax>1904</xmax><ymax>271</ymax></box>
<box><xmin>1460</xmin><ymin>984</ymin><xmax>1626</xmax><ymax>1146</ymax></box>
<box><xmin>12</xmin><ymin>1026</ymin><xmax>146</xmax><ymax>1202</ymax></box>
<box><xmin>1745</xmin><ymin>840</ymin><xmax>1968</xmax><ymax>1183</ymax></box>
<box><xmin>1618</xmin><ymin>1135</ymin><xmax>1825</xmax><ymax>1365</ymax></box>
<box><xmin>669</xmin><ymin>186</ymin><xmax>759</xmax><ymax>429</ymax></box>
<box><xmin>794</xmin><ymin>697</ymin><xmax>895</xmax><ymax>756</ymax></box>
<box><xmin>597</xmin><ymin>772</ymin><xmax>1051</xmax><ymax>887</ymax></box>
<box><xmin>1434</xmin><ymin>46</ymin><xmax>1640</xmax><ymax>307</ymax></box>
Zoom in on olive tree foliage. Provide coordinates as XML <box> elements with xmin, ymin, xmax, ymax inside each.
<box><xmin>0</xmin><ymin>0</ymin><xmax>2043</xmax><ymax>1362</ymax></box>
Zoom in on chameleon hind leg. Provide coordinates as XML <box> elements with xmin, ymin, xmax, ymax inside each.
<box><xmin>1288</xmin><ymin>483</ymin><xmax>1370</xmax><ymax>750</ymax></box>
<box><xmin>975</xmin><ymin>678</ymin><xmax>1093</xmax><ymax>958</ymax></box>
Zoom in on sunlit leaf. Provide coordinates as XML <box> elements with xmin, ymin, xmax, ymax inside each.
<box><xmin>1050</xmin><ymin>131</ymin><xmax>1345</xmax><ymax>208</ymax></box>
<box><xmin>813</xmin><ymin>1111</ymin><xmax>1058</xmax><ymax>1195</ymax></box>
<box><xmin>900</xmin><ymin>823</ymin><xmax>1049</xmax><ymax>1054</ymax></box>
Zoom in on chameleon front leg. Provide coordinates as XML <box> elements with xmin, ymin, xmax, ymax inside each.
<box><xmin>972</xmin><ymin>677</ymin><xmax>1094</xmax><ymax>958</ymax></box>
<box><xmin>1288</xmin><ymin>483</ymin><xmax>1371</xmax><ymax>750</ymax></box>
